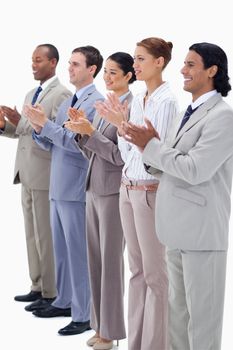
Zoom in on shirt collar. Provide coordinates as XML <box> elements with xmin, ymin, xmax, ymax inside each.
<box><xmin>75</xmin><ymin>83</ymin><xmax>94</xmax><ymax>100</ymax></box>
<box><xmin>191</xmin><ymin>90</ymin><xmax>217</xmax><ymax>109</ymax></box>
<box><xmin>40</xmin><ymin>75</ymin><xmax>57</xmax><ymax>90</ymax></box>
<box><xmin>119</xmin><ymin>90</ymin><xmax>130</xmax><ymax>103</ymax></box>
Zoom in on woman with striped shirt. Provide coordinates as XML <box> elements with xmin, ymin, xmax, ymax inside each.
<box><xmin>95</xmin><ymin>37</ymin><xmax>179</xmax><ymax>350</ymax></box>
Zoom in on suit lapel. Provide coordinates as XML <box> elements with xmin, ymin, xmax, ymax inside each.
<box><xmin>36</xmin><ymin>77</ymin><xmax>60</xmax><ymax>104</ymax></box>
<box><xmin>73</xmin><ymin>85</ymin><xmax>96</xmax><ymax>109</ymax></box>
<box><xmin>172</xmin><ymin>93</ymin><xmax>221</xmax><ymax>147</ymax></box>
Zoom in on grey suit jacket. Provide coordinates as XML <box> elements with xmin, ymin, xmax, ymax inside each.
<box><xmin>33</xmin><ymin>84</ymin><xmax>104</xmax><ymax>202</ymax></box>
<box><xmin>1</xmin><ymin>78</ymin><xmax>72</xmax><ymax>190</ymax></box>
<box><xmin>143</xmin><ymin>93</ymin><xmax>233</xmax><ymax>250</ymax></box>
<box><xmin>77</xmin><ymin>92</ymin><xmax>133</xmax><ymax>195</ymax></box>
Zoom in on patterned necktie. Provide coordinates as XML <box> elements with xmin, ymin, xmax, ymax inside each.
<box><xmin>177</xmin><ymin>105</ymin><xmax>198</xmax><ymax>135</ymax></box>
<box><xmin>71</xmin><ymin>93</ymin><xmax>78</xmax><ymax>107</ymax></box>
<box><xmin>31</xmin><ymin>86</ymin><xmax>42</xmax><ymax>105</ymax></box>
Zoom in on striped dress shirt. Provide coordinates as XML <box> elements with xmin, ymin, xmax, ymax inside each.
<box><xmin>118</xmin><ymin>81</ymin><xmax>179</xmax><ymax>180</ymax></box>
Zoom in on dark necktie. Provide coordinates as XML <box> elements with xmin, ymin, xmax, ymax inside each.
<box><xmin>177</xmin><ymin>105</ymin><xmax>198</xmax><ymax>135</ymax></box>
<box><xmin>31</xmin><ymin>86</ymin><xmax>42</xmax><ymax>105</ymax></box>
<box><xmin>97</xmin><ymin>118</ymin><xmax>104</xmax><ymax>130</ymax></box>
<box><xmin>71</xmin><ymin>93</ymin><xmax>78</xmax><ymax>107</ymax></box>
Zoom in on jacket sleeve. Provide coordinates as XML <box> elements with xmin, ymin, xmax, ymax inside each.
<box><xmin>142</xmin><ymin>111</ymin><xmax>233</xmax><ymax>185</ymax></box>
<box><xmin>0</xmin><ymin>121</ymin><xmax>18</xmax><ymax>138</ymax></box>
<box><xmin>39</xmin><ymin>102</ymin><xmax>97</xmax><ymax>154</ymax></box>
<box><xmin>79</xmin><ymin>129</ymin><xmax>124</xmax><ymax>166</ymax></box>
<box><xmin>39</xmin><ymin>119</ymin><xmax>82</xmax><ymax>154</ymax></box>
<box><xmin>32</xmin><ymin>131</ymin><xmax>53</xmax><ymax>152</ymax></box>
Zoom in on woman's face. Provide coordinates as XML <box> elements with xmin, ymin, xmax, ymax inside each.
<box><xmin>133</xmin><ymin>45</ymin><xmax>161</xmax><ymax>82</ymax></box>
<box><xmin>103</xmin><ymin>59</ymin><xmax>130</xmax><ymax>95</ymax></box>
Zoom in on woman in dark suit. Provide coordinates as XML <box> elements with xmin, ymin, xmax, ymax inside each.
<box><xmin>65</xmin><ymin>52</ymin><xmax>136</xmax><ymax>350</ymax></box>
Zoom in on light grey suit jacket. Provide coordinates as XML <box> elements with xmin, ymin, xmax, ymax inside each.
<box><xmin>1</xmin><ymin>78</ymin><xmax>72</xmax><ymax>190</ymax></box>
<box><xmin>33</xmin><ymin>84</ymin><xmax>104</xmax><ymax>201</ymax></box>
<box><xmin>143</xmin><ymin>93</ymin><xmax>233</xmax><ymax>250</ymax></box>
<box><xmin>77</xmin><ymin>92</ymin><xmax>133</xmax><ymax>195</ymax></box>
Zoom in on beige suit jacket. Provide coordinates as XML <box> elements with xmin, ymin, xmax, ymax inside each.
<box><xmin>2</xmin><ymin>78</ymin><xmax>72</xmax><ymax>190</ymax></box>
<box><xmin>143</xmin><ymin>93</ymin><xmax>233</xmax><ymax>250</ymax></box>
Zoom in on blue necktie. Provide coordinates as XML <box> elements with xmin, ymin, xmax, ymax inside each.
<box><xmin>177</xmin><ymin>105</ymin><xmax>198</xmax><ymax>135</ymax></box>
<box><xmin>71</xmin><ymin>93</ymin><xmax>78</xmax><ymax>107</ymax></box>
<box><xmin>31</xmin><ymin>86</ymin><xmax>42</xmax><ymax>105</ymax></box>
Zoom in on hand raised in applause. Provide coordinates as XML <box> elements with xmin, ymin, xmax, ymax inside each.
<box><xmin>65</xmin><ymin>109</ymin><xmax>95</xmax><ymax>136</ymax></box>
<box><xmin>67</xmin><ymin>107</ymin><xmax>87</xmax><ymax>122</ymax></box>
<box><xmin>0</xmin><ymin>105</ymin><xmax>21</xmax><ymax>127</ymax></box>
<box><xmin>23</xmin><ymin>104</ymin><xmax>47</xmax><ymax>133</ymax></box>
<box><xmin>122</xmin><ymin>118</ymin><xmax>160</xmax><ymax>151</ymax></box>
<box><xmin>0</xmin><ymin>107</ymin><xmax>6</xmax><ymax>129</ymax></box>
<box><xmin>94</xmin><ymin>92</ymin><xmax>129</xmax><ymax>133</ymax></box>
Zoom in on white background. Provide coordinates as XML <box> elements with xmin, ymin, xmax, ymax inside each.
<box><xmin>0</xmin><ymin>0</ymin><xmax>233</xmax><ymax>349</ymax></box>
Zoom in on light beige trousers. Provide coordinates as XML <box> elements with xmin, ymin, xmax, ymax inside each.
<box><xmin>120</xmin><ymin>186</ymin><xmax>168</xmax><ymax>350</ymax></box>
<box><xmin>166</xmin><ymin>249</ymin><xmax>227</xmax><ymax>350</ymax></box>
<box><xmin>21</xmin><ymin>185</ymin><xmax>56</xmax><ymax>298</ymax></box>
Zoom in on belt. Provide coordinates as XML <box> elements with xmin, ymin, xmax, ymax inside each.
<box><xmin>121</xmin><ymin>179</ymin><xmax>159</xmax><ymax>191</ymax></box>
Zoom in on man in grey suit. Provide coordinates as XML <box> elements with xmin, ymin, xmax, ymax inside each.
<box><xmin>24</xmin><ymin>45</ymin><xmax>104</xmax><ymax>336</ymax></box>
<box><xmin>0</xmin><ymin>44</ymin><xmax>72</xmax><ymax>305</ymax></box>
<box><xmin>121</xmin><ymin>42</ymin><xmax>233</xmax><ymax>350</ymax></box>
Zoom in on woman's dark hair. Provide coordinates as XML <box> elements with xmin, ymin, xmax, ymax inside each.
<box><xmin>136</xmin><ymin>37</ymin><xmax>173</xmax><ymax>69</ymax></box>
<box><xmin>107</xmin><ymin>52</ymin><xmax>136</xmax><ymax>84</ymax></box>
<box><xmin>189</xmin><ymin>42</ymin><xmax>231</xmax><ymax>97</ymax></box>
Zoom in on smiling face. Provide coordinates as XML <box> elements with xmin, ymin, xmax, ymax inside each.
<box><xmin>181</xmin><ymin>50</ymin><xmax>216</xmax><ymax>101</ymax></box>
<box><xmin>32</xmin><ymin>46</ymin><xmax>56</xmax><ymax>84</ymax></box>
<box><xmin>103</xmin><ymin>58</ymin><xmax>131</xmax><ymax>96</ymax></box>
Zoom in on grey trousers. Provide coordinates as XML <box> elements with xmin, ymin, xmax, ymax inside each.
<box><xmin>166</xmin><ymin>249</ymin><xmax>227</xmax><ymax>350</ymax></box>
<box><xmin>86</xmin><ymin>191</ymin><xmax>126</xmax><ymax>340</ymax></box>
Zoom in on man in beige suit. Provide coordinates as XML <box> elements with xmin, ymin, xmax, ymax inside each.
<box><xmin>122</xmin><ymin>42</ymin><xmax>233</xmax><ymax>350</ymax></box>
<box><xmin>0</xmin><ymin>44</ymin><xmax>72</xmax><ymax>308</ymax></box>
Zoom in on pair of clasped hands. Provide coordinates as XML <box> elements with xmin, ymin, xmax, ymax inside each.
<box><xmin>64</xmin><ymin>92</ymin><xmax>131</xmax><ymax>137</ymax></box>
<box><xmin>23</xmin><ymin>92</ymin><xmax>159</xmax><ymax>149</ymax></box>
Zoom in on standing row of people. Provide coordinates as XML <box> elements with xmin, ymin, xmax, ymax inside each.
<box><xmin>1</xmin><ymin>37</ymin><xmax>233</xmax><ymax>350</ymax></box>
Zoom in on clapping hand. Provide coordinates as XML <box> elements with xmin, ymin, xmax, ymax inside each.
<box><xmin>23</xmin><ymin>104</ymin><xmax>47</xmax><ymax>133</ymax></box>
<box><xmin>0</xmin><ymin>107</ymin><xmax>6</xmax><ymax>129</ymax></box>
<box><xmin>65</xmin><ymin>109</ymin><xmax>95</xmax><ymax>136</ymax></box>
<box><xmin>94</xmin><ymin>92</ymin><xmax>129</xmax><ymax>130</ymax></box>
<box><xmin>122</xmin><ymin>118</ymin><xmax>160</xmax><ymax>151</ymax></box>
<box><xmin>67</xmin><ymin>108</ymin><xmax>86</xmax><ymax>122</ymax></box>
<box><xmin>0</xmin><ymin>105</ymin><xmax>20</xmax><ymax>127</ymax></box>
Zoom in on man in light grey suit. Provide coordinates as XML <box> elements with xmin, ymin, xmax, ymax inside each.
<box><xmin>121</xmin><ymin>42</ymin><xmax>233</xmax><ymax>350</ymax></box>
<box><xmin>24</xmin><ymin>45</ymin><xmax>104</xmax><ymax>336</ymax></box>
<box><xmin>0</xmin><ymin>44</ymin><xmax>72</xmax><ymax>305</ymax></box>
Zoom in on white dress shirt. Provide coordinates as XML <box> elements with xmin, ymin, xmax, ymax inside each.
<box><xmin>119</xmin><ymin>81</ymin><xmax>179</xmax><ymax>180</ymax></box>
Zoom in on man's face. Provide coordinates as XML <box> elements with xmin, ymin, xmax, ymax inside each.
<box><xmin>180</xmin><ymin>50</ymin><xmax>215</xmax><ymax>101</ymax></box>
<box><xmin>32</xmin><ymin>46</ymin><xmax>56</xmax><ymax>84</ymax></box>
<box><xmin>68</xmin><ymin>52</ymin><xmax>94</xmax><ymax>89</ymax></box>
